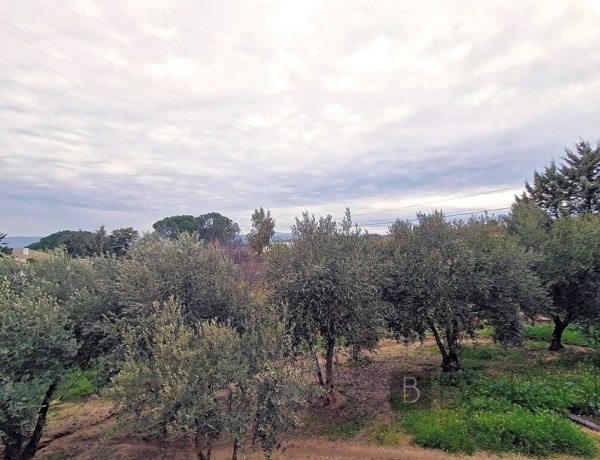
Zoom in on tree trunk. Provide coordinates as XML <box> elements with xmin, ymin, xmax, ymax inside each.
<box><xmin>309</xmin><ymin>344</ymin><xmax>325</xmax><ymax>387</ymax></box>
<box><xmin>549</xmin><ymin>315</ymin><xmax>568</xmax><ymax>351</ymax></box>
<box><xmin>427</xmin><ymin>318</ymin><xmax>460</xmax><ymax>372</ymax></box>
<box><xmin>4</xmin><ymin>431</ymin><xmax>23</xmax><ymax>460</ymax></box>
<box><xmin>352</xmin><ymin>344</ymin><xmax>360</xmax><ymax>361</ymax></box>
<box><xmin>21</xmin><ymin>382</ymin><xmax>57</xmax><ymax>460</ymax></box>
<box><xmin>442</xmin><ymin>341</ymin><xmax>460</xmax><ymax>372</ymax></box>
<box><xmin>443</xmin><ymin>325</ymin><xmax>461</xmax><ymax>372</ymax></box>
<box><xmin>324</xmin><ymin>337</ymin><xmax>335</xmax><ymax>392</ymax></box>
<box><xmin>231</xmin><ymin>439</ymin><xmax>239</xmax><ymax>460</ymax></box>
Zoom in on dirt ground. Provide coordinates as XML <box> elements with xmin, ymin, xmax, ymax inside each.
<box><xmin>36</xmin><ymin>340</ymin><xmax>596</xmax><ymax>460</ymax></box>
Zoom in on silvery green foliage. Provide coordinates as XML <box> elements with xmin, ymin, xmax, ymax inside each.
<box><xmin>110</xmin><ymin>298</ymin><xmax>309</xmax><ymax>460</ymax></box>
<box><xmin>27</xmin><ymin>250</ymin><xmax>121</xmax><ymax>366</ymax></box>
<box><xmin>0</xmin><ymin>281</ymin><xmax>78</xmax><ymax>459</ymax></box>
<box><xmin>248</xmin><ymin>207</ymin><xmax>275</xmax><ymax>256</ymax></box>
<box><xmin>507</xmin><ymin>203</ymin><xmax>600</xmax><ymax>350</ymax></box>
<box><xmin>383</xmin><ymin>212</ymin><xmax>545</xmax><ymax>371</ymax></box>
<box><xmin>116</xmin><ymin>232</ymin><xmax>244</xmax><ymax>326</ymax></box>
<box><xmin>540</xmin><ymin>214</ymin><xmax>600</xmax><ymax>350</ymax></box>
<box><xmin>265</xmin><ymin>209</ymin><xmax>382</xmax><ymax>392</ymax></box>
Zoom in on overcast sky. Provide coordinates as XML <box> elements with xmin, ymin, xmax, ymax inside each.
<box><xmin>1</xmin><ymin>0</ymin><xmax>600</xmax><ymax>235</ymax></box>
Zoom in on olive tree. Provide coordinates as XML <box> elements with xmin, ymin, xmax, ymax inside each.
<box><xmin>383</xmin><ymin>212</ymin><xmax>545</xmax><ymax>371</ymax></box>
<box><xmin>506</xmin><ymin>202</ymin><xmax>600</xmax><ymax>350</ymax></box>
<box><xmin>265</xmin><ymin>209</ymin><xmax>381</xmax><ymax>394</ymax></box>
<box><xmin>116</xmin><ymin>233</ymin><xmax>243</xmax><ymax>326</ymax></box>
<box><xmin>539</xmin><ymin>215</ymin><xmax>600</xmax><ymax>350</ymax></box>
<box><xmin>248</xmin><ymin>207</ymin><xmax>275</xmax><ymax>256</ymax></box>
<box><xmin>28</xmin><ymin>250</ymin><xmax>121</xmax><ymax>366</ymax></box>
<box><xmin>110</xmin><ymin>298</ymin><xmax>308</xmax><ymax>460</ymax></box>
<box><xmin>0</xmin><ymin>282</ymin><xmax>78</xmax><ymax>460</ymax></box>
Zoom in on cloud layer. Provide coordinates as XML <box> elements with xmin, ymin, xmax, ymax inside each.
<box><xmin>1</xmin><ymin>0</ymin><xmax>600</xmax><ymax>235</ymax></box>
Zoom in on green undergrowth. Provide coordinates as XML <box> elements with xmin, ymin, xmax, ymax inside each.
<box><xmin>53</xmin><ymin>361</ymin><xmax>108</xmax><ymax>402</ymax></box>
<box><xmin>378</xmin><ymin>343</ymin><xmax>600</xmax><ymax>457</ymax></box>
<box><xmin>526</xmin><ymin>324</ymin><xmax>598</xmax><ymax>347</ymax></box>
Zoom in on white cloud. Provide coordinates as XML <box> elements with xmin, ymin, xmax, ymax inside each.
<box><xmin>1</xmin><ymin>0</ymin><xmax>599</xmax><ymax>235</ymax></box>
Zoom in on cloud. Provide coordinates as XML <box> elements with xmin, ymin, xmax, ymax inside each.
<box><xmin>1</xmin><ymin>0</ymin><xmax>599</xmax><ymax>235</ymax></box>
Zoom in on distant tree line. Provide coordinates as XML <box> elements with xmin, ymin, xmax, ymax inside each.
<box><xmin>28</xmin><ymin>227</ymin><xmax>139</xmax><ymax>257</ymax></box>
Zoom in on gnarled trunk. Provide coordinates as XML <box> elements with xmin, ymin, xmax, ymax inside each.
<box><xmin>549</xmin><ymin>315</ymin><xmax>568</xmax><ymax>351</ymax></box>
<box><xmin>427</xmin><ymin>318</ymin><xmax>461</xmax><ymax>372</ymax></box>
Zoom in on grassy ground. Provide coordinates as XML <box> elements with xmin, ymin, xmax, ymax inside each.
<box><xmin>38</xmin><ymin>332</ymin><xmax>600</xmax><ymax>459</ymax></box>
<box><xmin>369</xmin><ymin>338</ymin><xmax>600</xmax><ymax>458</ymax></box>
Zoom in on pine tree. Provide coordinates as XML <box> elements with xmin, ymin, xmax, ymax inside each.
<box><xmin>522</xmin><ymin>139</ymin><xmax>600</xmax><ymax>217</ymax></box>
<box><xmin>561</xmin><ymin>140</ymin><xmax>600</xmax><ymax>215</ymax></box>
<box><xmin>0</xmin><ymin>233</ymin><xmax>11</xmax><ymax>256</ymax></box>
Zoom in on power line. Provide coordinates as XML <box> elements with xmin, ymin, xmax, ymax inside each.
<box><xmin>358</xmin><ymin>206</ymin><xmax>512</xmax><ymax>227</ymax></box>
<box><xmin>340</xmin><ymin>185</ymin><xmax>523</xmax><ymax>220</ymax></box>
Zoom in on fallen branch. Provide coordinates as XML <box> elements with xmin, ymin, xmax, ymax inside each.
<box><xmin>567</xmin><ymin>413</ymin><xmax>600</xmax><ymax>432</ymax></box>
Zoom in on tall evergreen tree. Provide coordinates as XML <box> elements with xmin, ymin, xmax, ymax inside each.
<box><xmin>88</xmin><ymin>225</ymin><xmax>109</xmax><ymax>255</ymax></box>
<box><xmin>521</xmin><ymin>139</ymin><xmax>600</xmax><ymax>217</ymax></box>
<box><xmin>0</xmin><ymin>233</ymin><xmax>11</xmax><ymax>256</ymax></box>
<box><xmin>108</xmin><ymin>227</ymin><xmax>139</xmax><ymax>256</ymax></box>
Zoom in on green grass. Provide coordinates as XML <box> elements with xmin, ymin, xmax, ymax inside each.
<box><xmin>402</xmin><ymin>407</ymin><xmax>597</xmax><ymax>457</ymax></box>
<box><xmin>458</xmin><ymin>343</ymin><xmax>527</xmax><ymax>372</ymax></box>
<box><xmin>526</xmin><ymin>324</ymin><xmax>597</xmax><ymax>347</ymax></box>
<box><xmin>54</xmin><ymin>368</ymin><xmax>100</xmax><ymax>402</ymax></box>
<box><xmin>381</xmin><ymin>341</ymin><xmax>600</xmax><ymax>457</ymax></box>
<box><xmin>322</xmin><ymin>410</ymin><xmax>369</xmax><ymax>438</ymax></box>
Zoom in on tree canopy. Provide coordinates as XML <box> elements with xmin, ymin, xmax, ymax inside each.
<box><xmin>28</xmin><ymin>230</ymin><xmax>95</xmax><ymax>257</ymax></box>
<box><xmin>248</xmin><ymin>207</ymin><xmax>275</xmax><ymax>256</ymax></box>
<box><xmin>507</xmin><ymin>201</ymin><xmax>600</xmax><ymax>350</ymax></box>
<box><xmin>265</xmin><ymin>209</ymin><xmax>381</xmax><ymax>392</ymax></box>
<box><xmin>382</xmin><ymin>212</ymin><xmax>545</xmax><ymax>371</ymax></box>
<box><xmin>152</xmin><ymin>213</ymin><xmax>240</xmax><ymax>243</ymax></box>
<box><xmin>520</xmin><ymin>139</ymin><xmax>600</xmax><ymax>217</ymax></box>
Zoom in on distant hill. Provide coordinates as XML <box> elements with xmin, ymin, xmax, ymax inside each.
<box><xmin>272</xmin><ymin>232</ymin><xmax>294</xmax><ymax>241</ymax></box>
<box><xmin>239</xmin><ymin>232</ymin><xmax>294</xmax><ymax>244</ymax></box>
<box><xmin>3</xmin><ymin>237</ymin><xmax>41</xmax><ymax>249</ymax></box>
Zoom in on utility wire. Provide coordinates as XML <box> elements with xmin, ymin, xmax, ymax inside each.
<box><xmin>358</xmin><ymin>206</ymin><xmax>512</xmax><ymax>227</ymax></box>
<box><xmin>339</xmin><ymin>185</ymin><xmax>523</xmax><ymax>220</ymax></box>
